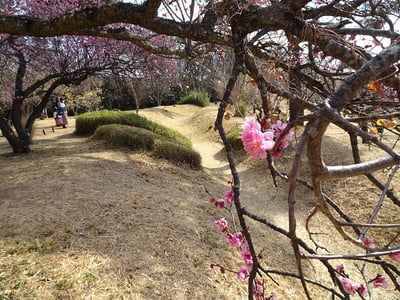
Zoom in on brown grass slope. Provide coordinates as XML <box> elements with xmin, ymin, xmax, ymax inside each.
<box><xmin>0</xmin><ymin>105</ymin><xmax>399</xmax><ymax>299</ymax></box>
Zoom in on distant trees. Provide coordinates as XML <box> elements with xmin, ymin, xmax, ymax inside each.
<box><xmin>0</xmin><ymin>35</ymin><xmax>148</xmax><ymax>153</ymax></box>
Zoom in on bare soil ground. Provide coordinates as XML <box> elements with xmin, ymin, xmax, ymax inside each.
<box><xmin>0</xmin><ymin>104</ymin><xmax>399</xmax><ymax>299</ymax></box>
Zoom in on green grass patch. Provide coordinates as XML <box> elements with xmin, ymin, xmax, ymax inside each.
<box><xmin>77</xmin><ymin>110</ymin><xmax>201</xmax><ymax>168</ymax></box>
<box><xmin>92</xmin><ymin>124</ymin><xmax>157</xmax><ymax>151</ymax></box>
<box><xmin>154</xmin><ymin>140</ymin><xmax>202</xmax><ymax>169</ymax></box>
<box><xmin>122</xmin><ymin>113</ymin><xmax>192</xmax><ymax>148</ymax></box>
<box><xmin>234</xmin><ymin>99</ymin><xmax>248</xmax><ymax>117</ymax></box>
<box><xmin>13</xmin><ymin>278</ymin><xmax>26</xmax><ymax>290</ymax></box>
<box><xmin>75</xmin><ymin>110</ymin><xmax>191</xmax><ymax>147</ymax></box>
<box><xmin>75</xmin><ymin>110</ymin><xmax>126</xmax><ymax>135</ymax></box>
<box><xmin>177</xmin><ymin>91</ymin><xmax>210</xmax><ymax>107</ymax></box>
<box><xmin>0</xmin><ymin>240</ymin><xmax>38</xmax><ymax>255</ymax></box>
<box><xmin>226</xmin><ymin>127</ymin><xmax>243</xmax><ymax>151</ymax></box>
<box><xmin>55</xmin><ymin>278</ymin><xmax>73</xmax><ymax>290</ymax></box>
<box><xmin>0</xmin><ymin>273</ymin><xmax>9</xmax><ymax>281</ymax></box>
<box><xmin>81</xmin><ymin>272</ymin><xmax>98</xmax><ymax>286</ymax></box>
<box><xmin>92</xmin><ymin>124</ymin><xmax>201</xmax><ymax>169</ymax></box>
<box><xmin>0</xmin><ymin>239</ymin><xmax>55</xmax><ymax>257</ymax></box>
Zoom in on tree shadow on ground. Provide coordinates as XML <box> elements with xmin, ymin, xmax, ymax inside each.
<box><xmin>0</xmin><ymin>139</ymin><xmax>250</xmax><ymax>299</ymax></box>
<box><xmin>1</xmin><ymin>125</ymin><xmax>396</xmax><ymax>299</ymax></box>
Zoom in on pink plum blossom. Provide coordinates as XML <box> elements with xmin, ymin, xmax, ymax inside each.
<box><xmin>224</xmin><ymin>190</ymin><xmax>234</xmax><ymax>206</ymax></box>
<box><xmin>335</xmin><ymin>264</ymin><xmax>345</xmax><ymax>275</ymax></box>
<box><xmin>272</xmin><ymin>120</ymin><xmax>287</xmax><ymax>135</ymax></box>
<box><xmin>373</xmin><ymin>276</ymin><xmax>388</xmax><ymax>289</ymax></box>
<box><xmin>361</xmin><ymin>237</ymin><xmax>375</xmax><ymax>248</ymax></box>
<box><xmin>341</xmin><ymin>278</ymin><xmax>358</xmax><ymax>295</ymax></box>
<box><xmin>241</xmin><ymin>241</ymin><xmax>253</xmax><ymax>268</ymax></box>
<box><xmin>237</xmin><ymin>267</ymin><xmax>249</xmax><ymax>281</ymax></box>
<box><xmin>389</xmin><ymin>251</ymin><xmax>400</xmax><ymax>260</ymax></box>
<box><xmin>253</xmin><ymin>279</ymin><xmax>264</xmax><ymax>297</ymax></box>
<box><xmin>358</xmin><ymin>284</ymin><xmax>368</xmax><ymax>297</ymax></box>
<box><xmin>215</xmin><ymin>198</ymin><xmax>225</xmax><ymax>209</ymax></box>
<box><xmin>241</xmin><ymin>125</ymin><xmax>275</xmax><ymax>159</ymax></box>
<box><xmin>241</xmin><ymin>117</ymin><xmax>294</xmax><ymax>159</ymax></box>
<box><xmin>270</xmin><ymin>119</ymin><xmax>294</xmax><ymax>157</ymax></box>
<box><xmin>226</xmin><ymin>232</ymin><xmax>243</xmax><ymax>247</ymax></box>
<box><xmin>241</xmin><ymin>117</ymin><xmax>261</xmax><ymax>141</ymax></box>
<box><xmin>214</xmin><ymin>218</ymin><xmax>228</xmax><ymax>232</ymax></box>
<box><xmin>272</xmin><ymin>141</ymin><xmax>288</xmax><ymax>158</ymax></box>
<box><xmin>242</xmin><ymin>132</ymin><xmax>275</xmax><ymax>159</ymax></box>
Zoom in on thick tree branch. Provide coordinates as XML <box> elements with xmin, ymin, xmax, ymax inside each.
<box><xmin>337</xmin><ymin>28</ymin><xmax>400</xmax><ymax>39</ymax></box>
<box><xmin>324</xmin><ymin>156</ymin><xmax>400</xmax><ymax>179</ymax></box>
<box><xmin>80</xmin><ymin>27</ymin><xmax>188</xmax><ymax>57</ymax></box>
<box><xmin>327</xmin><ymin>41</ymin><xmax>400</xmax><ymax>111</ymax></box>
<box><xmin>0</xmin><ymin>3</ymin><xmax>229</xmax><ymax>46</ymax></box>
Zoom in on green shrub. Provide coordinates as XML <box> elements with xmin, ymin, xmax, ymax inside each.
<box><xmin>226</xmin><ymin>127</ymin><xmax>243</xmax><ymax>151</ymax></box>
<box><xmin>234</xmin><ymin>99</ymin><xmax>247</xmax><ymax>117</ymax></box>
<box><xmin>77</xmin><ymin>110</ymin><xmax>201</xmax><ymax>168</ymax></box>
<box><xmin>177</xmin><ymin>91</ymin><xmax>210</xmax><ymax>107</ymax></box>
<box><xmin>75</xmin><ymin>110</ymin><xmax>127</xmax><ymax>135</ymax></box>
<box><xmin>91</xmin><ymin>124</ymin><xmax>202</xmax><ymax>169</ymax></box>
<box><xmin>119</xmin><ymin>113</ymin><xmax>150</xmax><ymax>129</ymax></box>
<box><xmin>138</xmin><ymin>119</ymin><xmax>192</xmax><ymax>148</ymax></box>
<box><xmin>75</xmin><ymin>110</ymin><xmax>152</xmax><ymax>135</ymax></box>
<box><xmin>75</xmin><ymin>110</ymin><xmax>191</xmax><ymax>147</ymax></box>
<box><xmin>154</xmin><ymin>140</ymin><xmax>202</xmax><ymax>169</ymax></box>
<box><xmin>92</xmin><ymin>124</ymin><xmax>157</xmax><ymax>151</ymax></box>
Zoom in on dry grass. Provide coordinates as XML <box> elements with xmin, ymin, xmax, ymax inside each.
<box><xmin>0</xmin><ymin>105</ymin><xmax>399</xmax><ymax>299</ymax></box>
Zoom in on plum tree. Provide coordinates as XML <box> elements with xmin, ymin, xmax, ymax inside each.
<box><xmin>0</xmin><ymin>2</ymin><xmax>178</xmax><ymax>153</ymax></box>
<box><xmin>0</xmin><ymin>35</ymin><xmax>148</xmax><ymax>153</ymax></box>
<box><xmin>0</xmin><ymin>0</ymin><xmax>399</xmax><ymax>298</ymax></box>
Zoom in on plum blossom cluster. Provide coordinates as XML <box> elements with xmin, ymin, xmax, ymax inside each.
<box><xmin>214</xmin><ymin>217</ymin><xmax>253</xmax><ymax>274</ymax></box>
<box><xmin>210</xmin><ymin>182</ymin><xmax>276</xmax><ymax>299</ymax></box>
<box><xmin>361</xmin><ymin>236</ymin><xmax>400</xmax><ymax>261</ymax></box>
<box><xmin>213</xmin><ymin>216</ymin><xmax>251</xmax><ymax>276</ymax></box>
<box><xmin>209</xmin><ymin>187</ymin><xmax>234</xmax><ymax>209</ymax></box>
<box><xmin>253</xmin><ymin>280</ymin><xmax>277</xmax><ymax>300</ymax></box>
<box><xmin>241</xmin><ymin>116</ymin><xmax>293</xmax><ymax>159</ymax></box>
<box><xmin>213</xmin><ymin>217</ymin><xmax>276</xmax><ymax>299</ymax></box>
<box><xmin>335</xmin><ymin>264</ymin><xmax>388</xmax><ymax>297</ymax></box>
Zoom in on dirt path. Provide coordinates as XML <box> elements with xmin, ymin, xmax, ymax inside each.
<box><xmin>139</xmin><ymin>105</ymin><xmax>234</xmax><ymax>173</ymax></box>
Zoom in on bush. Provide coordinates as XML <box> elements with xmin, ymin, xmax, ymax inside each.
<box><xmin>226</xmin><ymin>127</ymin><xmax>243</xmax><ymax>151</ymax></box>
<box><xmin>92</xmin><ymin>124</ymin><xmax>157</xmax><ymax>151</ymax></box>
<box><xmin>154</xmin><ymin>140</ymin><xmax>202</xmax><ymax>169</ymax></box>
<box><xmin>75</xmin><ymin>110</ymin><xmax>127</xmax><ymax>135</ymax></box>
<box><xmin>75</xmin><ymin>110</ymin><xmax>191</xmax><ymax>147</ymax></box>
<box><xmin>77</xmin><ymin>110</ymin><xmax>201</xmax><ymax>169</ymax></box>
<box><xmin>234</xmin><ymin>99</ymin><xmax>247</xmax><ymax>117</ymax></box>
<box><xmin>92</xmin><ymin>125</ymin><xmax>201</xmax><ymax>169</ymax></box>
<box><xmin>124</xmin><ymin>115</ymin><xmax>192</xmax><ymax>148</ymax></box>
<box><xmin>177</xmin><ymin>91</ymin><xmax>210</xmax><ymax>107</ymax></box>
